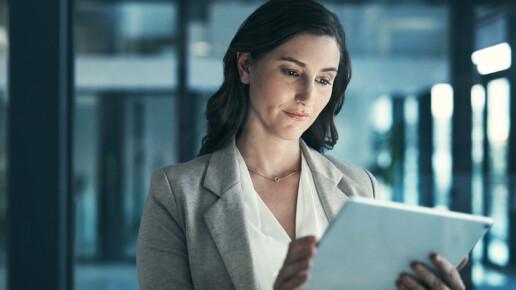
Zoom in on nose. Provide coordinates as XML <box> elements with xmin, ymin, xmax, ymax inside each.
<box><xmin>294</xmin><ymin>77</ymin><xmax>316</xmax><ymax>105</ymax></box>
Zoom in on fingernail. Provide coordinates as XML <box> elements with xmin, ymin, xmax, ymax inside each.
<box><xmin>410</xmin><ymin>262</ymin><xmax>418</xmax><ymax>269</ymax></box>
<box><xmin>431</xmin><ymin>253</ymin><xmax>440</xmax><ymax>262</ymax></box>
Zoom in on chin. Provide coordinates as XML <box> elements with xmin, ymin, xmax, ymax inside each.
<box><xmin>273</xmin><ymin>127</ymin><xmax>307</xmax><ymax>141</ymax></box>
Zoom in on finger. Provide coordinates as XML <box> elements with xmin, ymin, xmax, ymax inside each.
<box><xmin>284</xmin><ymin>244</ymin><xmax>315</xmax><ymax>265</ymax></box>
<box><xmin>456</xmin><ymin>255</ymin><xmax>469</xmax><ymax>271</ymax></box>
<box><xmin>396</xmin><ymin>278</ymin><xmax>411</xmax><ymax>290</ymax></box>
<box><xmin>411</xmin><ymin>262</ymin><xmax>449</xmax><ymax>290</ymax></box>
<box><xmin>275</xmin><ymin>237</ymin><xmax>316</xmax><ymax>289</ymax></box>
<box><xmin>431</xmin><ymin>253</ymin><xmax>465</xmax><ymax>290</ymax></box>
<box><xmin>399</xmin><ymin>272</ymin><xmax>430</xmax><ymax>290</ymax></box>
<box><xmin>276</xmin><ymin>258</ymin><xmax>311</xmax><ymax>284</ymax></box>
<box><xmin>280</xmin><ymin>272</ymin><xmax>309</xmax><ymax>290</ymax></box>
<box><xmin>284</xmin><ymin>237</ymin><xmax>317</xmax><ymax>264</ymax></box>
<box><xmin>288</xmin><ymin>236</ymin><xmax>317</xmax><ymax>253</ymax></box>
<box><xmin>293</xmin><ymin>235</ymin><xmax>317</xmax><ymax>245</ymax></box>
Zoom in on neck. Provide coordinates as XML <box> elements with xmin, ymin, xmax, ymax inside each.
<box><xmin>236</xmin><ymin>130</ymin><xmax>301</xmax><ymax>178</ymax></box>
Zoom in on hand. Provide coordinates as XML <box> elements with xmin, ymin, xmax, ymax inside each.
<box><xmin>273</xmin><ymin>235</ymin><xmax>317</xmax><ymax>290</ymax></box>
<box><xmin>396</xmin><ymin>253</ymin><xmax>470</xmax><ymax>290</ymax></box>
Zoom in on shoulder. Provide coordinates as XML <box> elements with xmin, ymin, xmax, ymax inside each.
<box><xmin>147</xmin><ymin>154</ymin><xmax>214</xmax><ymax>224</ymax></box>
<box><xmin>158</xmin><ymin>154</ymin><xmax>212</xmax><ymax>186</ymax></box>
<box><xmin>149</xmin><ymin>154</ymin><xmax>214</xmax><ymax>205</ymax></box>
<box><xmin>324</xmin><ymin>154</ymin><xmax>379</xmax><ymax>199</ymax></box>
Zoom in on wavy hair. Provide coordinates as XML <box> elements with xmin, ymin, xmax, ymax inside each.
<box><xmin>198</xmin><ymin>0</ymin><xmax>351</xmax><ymax>155</ymax></box>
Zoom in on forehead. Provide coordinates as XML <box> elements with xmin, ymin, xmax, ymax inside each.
<box><xmin>265</xmin><ymin>33</ymin><xmax>340</xmax><ymax>69</ymax></box>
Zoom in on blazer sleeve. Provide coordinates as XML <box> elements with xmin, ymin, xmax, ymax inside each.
<box><xmin>364</xmin><ymin>168</ymin><xmax>379</xmax><ymax>199</ymax></box>
<box><xmin>326</xmin><ymin>156</ymin><xmax>379</xmax><ymax>199</ymax></box>
<box><xmin>136</xmin><ymin>169</ymin><xmax>194</xmax><ymax>290</ymax></box>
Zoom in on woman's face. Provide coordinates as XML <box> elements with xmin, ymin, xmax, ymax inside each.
<box><xmin>237</xmin><ymin>33</ymin><xmax>341</xmax><ymax>141</ymax></box>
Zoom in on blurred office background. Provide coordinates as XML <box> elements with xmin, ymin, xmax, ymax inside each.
<box><xmin>2</xmin><ymin>0</ymin><xmax>516</xmax><ymax>289</ymax></box>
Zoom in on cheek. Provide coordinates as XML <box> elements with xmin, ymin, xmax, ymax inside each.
<box><xmin>248</xmin><ymin>89</ymin><xmax>280</xmax><ymax>121</ymax></box>
<box><xmin>314</xmin><ymin>91</ymin><xmax>333</xmax><ymax>115</ymax></box>
<box><xmin>250</xmin><ymin>75</ymin><xmax>289</xmax><ymax>109</ymax></box>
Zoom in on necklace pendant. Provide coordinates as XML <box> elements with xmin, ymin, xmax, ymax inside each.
<box><xmin>273</xmin><ymin>176</ymin><xmax>281</xmax><ymax>183</ymax></box>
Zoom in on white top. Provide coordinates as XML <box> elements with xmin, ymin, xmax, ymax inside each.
<box><xmin>235</xmin><ymin>146</ymin><xmax>329</xmax><ymax>290</ymax></box>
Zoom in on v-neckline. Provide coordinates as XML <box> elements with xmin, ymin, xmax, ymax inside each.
<box><xmin>250</xmin><ymin>154</ymin><xmax>307</xmax><ymax>242</ymax></box>
<box><xmin>251</xmin><ymin>179</ymin><xmax>302</xmax><ymax>242</ymax></box>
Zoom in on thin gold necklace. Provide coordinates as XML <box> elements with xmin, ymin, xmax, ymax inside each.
<box><xmin>247</xmin><ymin>168</ymin><xmax>299</xmax><ymax>183</ymax></box>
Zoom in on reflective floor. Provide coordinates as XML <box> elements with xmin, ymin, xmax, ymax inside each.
<box><xmin>76</xmin><ymin>263</ymin><xmax>137</xmax><ymax>290</ymax></box>
<box><xmin>0</xmin><ymin>262</ymin><xmax>513</xmax><ymax>289</ymax></box>
<box><xmin>72</xmin><ymin>263</ymin><xmax>515</xmax><ymax>290</ymax></box>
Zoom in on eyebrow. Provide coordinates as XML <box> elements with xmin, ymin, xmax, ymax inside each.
<box><xmin>276</xmin><ymin>56</ymin><xmax>338</xmax><ymax>73</ymax></box>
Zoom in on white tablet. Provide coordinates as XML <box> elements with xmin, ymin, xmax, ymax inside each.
<box><xmin>303</xmin><ymin>197</ymin><xmax>493</xmax><ymax>290</ymax></box>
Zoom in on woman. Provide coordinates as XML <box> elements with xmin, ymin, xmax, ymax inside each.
<box><xmin>137</xmin><ymin>1</ymin><xmax>468</xmax><ymax>289</ymax></box>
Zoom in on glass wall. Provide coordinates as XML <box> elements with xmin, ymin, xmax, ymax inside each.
<box><xmin>74</xmin><ymin>1</ymin><xmax>177</xmax><ymax>289</ymax></box>
<box><xmin>70</xmin><ymin>1</ymin><xmax>515</xmax><ymax>289</ymax></box>
<box><xmin>470</xmin><ymin>8</ymin><xmax>514</xmax><ymax>288</ymax></box>
<box><xmin>485</xmin><ymin>78</ymin><xmax>510</xmax><ymax>267</ymax></box>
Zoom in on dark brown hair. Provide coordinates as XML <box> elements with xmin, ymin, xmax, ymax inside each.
<box><xmin>198</xmin><ymin>0</ymin><xmax>351</xmax><ymax>155</ymax></box>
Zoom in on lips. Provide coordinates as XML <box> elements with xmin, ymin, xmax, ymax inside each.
<box><xmin>283</xmin><ymin>110</ymin><xmax>310</xmax><ymax>120</ymax></box>
<box><xmin>285</xmin><ymin>111</ymin><xmax>309</xmax><ymax>117</ymax></box>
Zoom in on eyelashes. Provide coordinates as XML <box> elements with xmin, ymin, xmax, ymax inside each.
<box><xmin>282</xmin><ymin>69</ymin><xmax>300</xmax><ymax>77</ymax></box>
<box><xmin>280</xmin><ymin>68</ymin><xmax>332</xmax><ymax>86</ymax></box>
<box><xmin>318</xmin><ymin>78</ymin><xmax>331</xmax><ymax>85</ymax></box>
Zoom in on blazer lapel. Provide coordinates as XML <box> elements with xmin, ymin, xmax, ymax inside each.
<box><xmin>200</xmin><ymin>138</ymin><xmax>351</xmax><ymax>290</ymax></box>
<box><xmin>202</xmin><ymin>140</ymin><xmax>257</xmax><ymax>290</ymax></box>
<box><xmin>300</xmin><ymin>140</ymin><xmax>349</xmax><ymax>222</ymax></box>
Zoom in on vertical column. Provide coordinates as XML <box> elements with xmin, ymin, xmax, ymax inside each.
<box><xmin>97</xmin><ymin>94</ymin><xmax>126</xmax><ymax>261</ymax></box>
<box><xmin>0</xmin><ymin>95</ymin><xmax>5</xmax><ymax>213</ymax></box>
<box><xmin>391</xmin><ymin>95</ymin><xmax>406</xmax><ymax>202</ymax></box>
<box><xmin>449</xmin><ymin>0</ymin><xmax>474</xmax><ymax>288</ymax></box>
<box><xmin>177</xmin><ymin>0</ymin><xmax>198</xmax><ymax>162</ymax></box>
<box><xmin>481</xmin><ymin>84</ymin><xmax>492</xmax><ymax>263</ymax></box>
<box><xmin>450</xmin><ymin>0</ymin><xmax>474</xmax><ymax>213</ymax></box>
<box><xmin>132</xmin><ymin>100</ymin><xmax>145</xmax><ymax>241</ymax></box>
<box><xmin>7</xmin><ymin>0</ymin><xmax>74</xmax><ymax>289</ymax></box>
<box><xmin>507</xmin><ymin>9</ymin><xmax>516</xmax><ymax>269</ymax></box>
<box><xmin>418</xmin><ymin>90</ymin><xmax>434</xmax><ymax>207</ymax></box>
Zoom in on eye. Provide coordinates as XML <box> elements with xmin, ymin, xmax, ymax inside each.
<box><xmin>282</xmin><ymin>69</ymin><xmax>300</xmax><ymax>77</ymax></box>
<box><xmin>318</xmin><ymin>78</ymin><xmax>332</xmax><ymax>86</ymax></box>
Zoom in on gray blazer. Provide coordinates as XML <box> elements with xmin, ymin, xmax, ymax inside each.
<box><xmin>136</xmin><ymin>139</ymin><xmax>378</xmax><ymax>290</ymax></box>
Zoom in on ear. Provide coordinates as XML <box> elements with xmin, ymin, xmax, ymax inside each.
<box><xmin>236</xmin><ymin>51</ymin><xmax>251</xmax><ymax>84</ymax></box>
